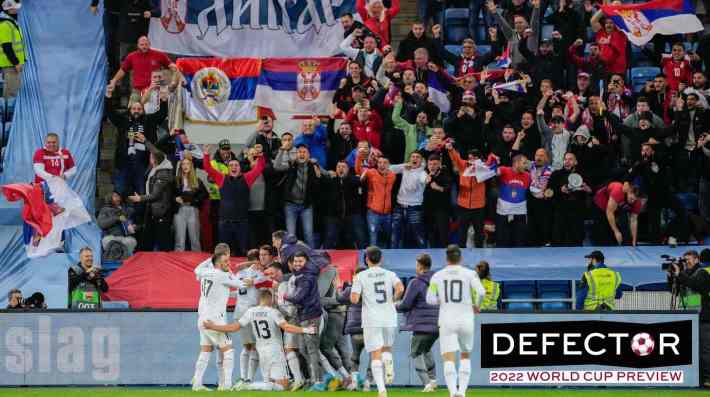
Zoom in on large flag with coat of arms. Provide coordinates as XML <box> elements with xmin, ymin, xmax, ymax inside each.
<box><xmin>254</xmin><ymin>58</ymin><xmax>348</xmax><ymax>114</ymax></box>
<box><xmin>600</xmin><ymin>0</ymin><xmax>703</xmax><ymax>46</ymax></box>
<box><xmin>177</xmin><ymin>58</ymin><xmax>261</xmax><ymax>124</ymax></box>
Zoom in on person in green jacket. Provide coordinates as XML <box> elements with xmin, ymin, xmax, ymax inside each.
<box><xmin>392</xmin><ymin>94</ymin><xmax>432</xmax><ymax>161</ymax></box>
<box><xmin>475</xmin><ymin>261</ymin><xmax>500</xmax><ymax>311</ymax></box>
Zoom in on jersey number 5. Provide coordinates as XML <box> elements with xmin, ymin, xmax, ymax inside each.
<box><xmin>253</xmin><ymin>320</ymin><xmax>271</xmax><ymax>339</ymax></box>
<box><xmin>374</xmin><ymin>281</ymin><xmax>387</xmax><ymax>303</ymax></box>
<box><xmin>443</xmin><ymin>280</ymin><xmax>463</xmax><ymax>303</ymax></box>
<box><xmin>201</xmin><ymin>279</ymin><xmax>214</xmax><ymax>297</ymax></box>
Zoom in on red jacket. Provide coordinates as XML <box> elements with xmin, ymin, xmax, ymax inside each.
<box><xmin>356</xmin><ymin>0</ymin><xmax>400</xmax><ymax>47</ymax></box>
<box><xmin>346</xmin><ymin>109</ymin><xmax>383</xmax><ymax>150</ymax></box>
<box><xmin>595</xmin><ymin>30</ymin><xmax>627</xmax><ymax>75</ymax></box>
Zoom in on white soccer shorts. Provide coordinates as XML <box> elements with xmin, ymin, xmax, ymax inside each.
<box><xmin>239</xmin><ymin>325</ymin><xmax>256</xmax><ymax>345</ymax></box>
<box><xmin>283</xmin><ymin>331</ymin><xmax>302</xmax><ymax>349</ymax></box>
<box><xmin>439</xmin><ymin>323</ymin><xmax>474</xmax><ymax>354</ymax></box>
<box><xmin>258</xmin><ymin>347</ymin><xmax>288</xmax><ymax>381</ymax></box>
<box><xmin>199</xmin><ymin>328</ymin><xmax>232</xmax><ymax>349</ymax></box>
<box><xmin>363</xmin><ymin>326</ymin><xmax>397</xmax><ymax>352</ymax></box>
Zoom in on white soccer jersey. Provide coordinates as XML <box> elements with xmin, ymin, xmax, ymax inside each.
<box><xmin>234</xmin><ymin>266</ymin><xmax>267</xmax><ymax>317</ymax></box>
<box><xmin>196</xmin><ymin>267</ymin><xmax>244</xmax><ymax>327</ymax></box>
<box><xmin>238</xmin><ymin>306</ymin><xmax>286</xmax><ymax>352</ymax></box>
<box><xmin>428</xmin><ymin>265</ymin><xmax>487</xmax><ymax>327</ymax></box>
<box><xmin>352</xmin><ymin>266</ymin><xmax>402</xmax><ymax>328</ymax></box>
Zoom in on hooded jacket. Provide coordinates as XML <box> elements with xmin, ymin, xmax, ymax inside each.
<box><xmin>395</xmin><ymin>30</ymin><xmax>440</xmax><ymax>64</ymax></box>
<box><xmin>106</xmin><ymin>99</ymin><xmax>168</xmax><ymax>170</ymax></box>
<box><xmin>97</xmin><ymin>194</ymin><xmax>134</xmax><ymax>237</ymax></box>
<box><xmin>397</xmin><ymin>270</ymin><xmax>439</xmax><ymax>333</ymax></box>
<box><xmin>285</xmin><ymin>257</ymin><xmax>322</xmax><ymax>321</ymax></box>
<box><xmin>279</xmin><ymin>234</ymin><xmax>330</xmax><ymax>270</ymax></box>
<box><xmin>337</xmin><ymin>284</ymin><xmax>363</xmax><ymax>334</ymax></box>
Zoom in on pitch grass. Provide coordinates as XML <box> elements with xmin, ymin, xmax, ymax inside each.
<box><xmin>0</xmin><ymin>389</ymin><xmax>709</xmax><ymax>397</ymax></box>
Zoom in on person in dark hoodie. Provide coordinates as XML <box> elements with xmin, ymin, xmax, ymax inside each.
<box><xmin>106</xmin><ymin>96</ymin><xmax>168</xmax><ymax>197</ymax></box>
<box><xmin>283</xmin><ymin>251</ymin><xmax>324</xmax><ymax>391</ymax></box>
<box><xmin>395</xmin><ymin>21</ymin><xmax>440</xmax><ymax>64</ymax></box>
<box><xmin>97</xmin><ymin>191</ymin><xmax>137</xmax><ymax>259</ymax></box>
<box><xmin>322</xmin><ymin>161</ymin><xmax>367</xmax><ymax>249</ymax></box>
<box><xmin>396</xmin><ymin>254</ymin><xmax>439</xmax><ymax>392</ymax></box>
<box><xmin>273</xmin><ymin>231</ymin><xmax>331</xmax><ymax>271</ymax></box>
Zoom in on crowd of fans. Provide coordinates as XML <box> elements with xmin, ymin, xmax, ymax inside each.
<box><xmin>89</xmin><ymin>0</ymin><xmax>710</xmax><ymax>257</ymax></box>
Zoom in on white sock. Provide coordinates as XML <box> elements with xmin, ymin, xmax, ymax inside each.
<box><xmin>371</xmin><ymin>360</ymin><xmax>386</xmax><ymax>393</ymax></box>
<box><xmin>338</xmin><ymin>366</ymin><xmax>350</xmax><ymax>379</ymax></box>
<box><xmin>248</xmin><ymin>350</ymin><xmax>259</xmax><ymax>381</ymax></box>
<box><xmin>222</xmin><ymin>349</ymin><xmax>234</xmax><ymax>389</ymax></box>
<box><xmin>216</xmin><ymin>353</ymin><xmax>224</xmax><ymax>388</ymax></box>
<box><xmin>458</xmin><ymin>359</ymin><xmax>471</xmax><ymax>395</ymax></box>
<box><xmin>443</xmin><ymin>360</ymin><xmax>457</xmax><ymax>397</ymax></box>
<box><xmin>239</xmin><ymin>349</ymin><xmax>249</xmax><ymax>381</ymax></box>
<box><xmin>247</xmin><ymin>381</ymin><xmax>285</xmax><ymax>391</ymax></box>
<box><xmin>382</xmin><ymin>351</ymin><xmax>393</xmax><ymax>368</ymax></box>
<box><xmin>319</xmin><ymin>351</ymin><xmax>337</xmax><ymax>377</ymax></box>
<box><xmin>193</xmin><ymin>351</ymin><xmax>211</xmax><ymax>386</ymax></box>
<box><xmin>287</xmin><ymin>351</ymin><xmax>304</xmax><ymax>383</ymax></box>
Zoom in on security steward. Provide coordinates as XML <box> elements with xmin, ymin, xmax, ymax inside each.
<box><xmin>476</xmin><ymin>260</ymin><xmax>500</xmax><ymax>311</ymax></box>
<box><xmin>0</xmin><ymin>0</ymin><xmax>24</xmax><ymax>99</ymax></box>
<box><xmin>576</xmin><ymin>250</ymin><xmax>623</xmax><ymax>311</ymax></box>
<box><xmin>672</xmin><ymin>249</ymin><xmax>710</xmax><ymax>388</ymax></box>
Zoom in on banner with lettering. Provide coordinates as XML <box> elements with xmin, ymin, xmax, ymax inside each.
<box><xmin>149</xmin><ymin>0</ymin><xmax>356</xmax><ymax>57</ymax></box>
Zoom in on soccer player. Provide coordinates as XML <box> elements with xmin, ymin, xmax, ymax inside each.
<box><xmin>233</xmin><ymin>249</ymin><xmax>271</xmax><ymax>389</ymax></box>
<box><xmin>204</xmin><ymin>289</ymin><xmax>318</xmax><ymax>391</ymax></box>
<box><xmin>191</xmin><ymin>251</ymin><xmax>245</xmax><ymax>391</ymax></box>
<box><xmin>350</xmin><ymin>246</ymin><xmax>404</xmax><ymax>397</ymax></box>
<box><xmin>427</xmin><ymin>244</ymin><xmax>487</xmax><ymax>397</ymax></box>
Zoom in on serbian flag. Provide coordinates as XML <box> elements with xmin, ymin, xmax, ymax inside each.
<box><xmin>494</xmin><ymin>46</ymin><xmax>512</xmax><ymax>69</ymax></box>
<box><xmin>254</xmin><ymin>58</ymin><xmax>348</xmax><ymax>114</ymax></box>
<box><xmin>177</xmin><ymin>58</ymin><xmax>261</xmax><ymax>124</ymax></box>
<box><xmin>493</xmin><ymin>79</ymin><xmax>527</xmax><ymax>94</ymax></box>
<box><xmin>601</xmin><ymin>0</ymin><xmax>703</xmax><ymax>46</ymax></box>
<box><xmin>427</xmin><ymin>72</ymin><xmax>451</xmax><ymax>113</ymax></box>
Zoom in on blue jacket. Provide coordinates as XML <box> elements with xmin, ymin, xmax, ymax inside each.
<box><xmin>286</xmin><ymin>262</ymin><xmax>322</xmax><ymax>321</ymax></box>
<box><xmin>576</xmin><ymin>263</ymin><xmax>623</xmax><ymax>310</ymax></box>
<box><xmin>337</xmin><ymin>285</ymin><xmax>363</xmax><ymax>335</ymax></box>
<box><xmin>397</xmin><ymin>271</ymin><xmax>439</xmax><ymax>333</ymax></box>
<box><xmin>280</xmin><ymin>234</ymin><xmax>330</xmax><ymax>271</ymax></box>
<box><xmin>294</xmin><ymin>124</ymin><xmax>328</xmax><ymax>169</ymax></box>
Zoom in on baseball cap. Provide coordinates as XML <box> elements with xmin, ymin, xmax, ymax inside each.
<box><xmin>218</xmin><ymin>139</ymin><xmax>231</xmax><ymax>150</ymax></box>
<box><xmin>584</xmin><ymin>250</ymin><xmax>605</xmax><ymax>262</ymax></box>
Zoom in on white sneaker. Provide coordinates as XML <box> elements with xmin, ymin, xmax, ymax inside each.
<box><xmin>346</xmin><ymin>379</ymin><xmax>358</xmax><ymax>391</ymax></box>
<box><xmin>384</xmin><ymin>361</ymin><xmax>394</xmax><ymax>384</ymax></box>
<box><xmin>191</xmin><ymin>384</ymin><xmax>212</xmax><ymax>392</ymax></box>
<box><xmin>454</xmin><ymin>392</ymin><xmax>464</xmax><ymax>397</ymax></box>
<box><xmin>363</xmin><ymin>379</ymin><xmax>371</xmax><ymax>392</ymax></box>
<box><xmin>231</xmin><ymin>380</ymin><xmax>250</xmax><ymax>391</ymax></box>
<box><xmin>290</xmin><ymin>379</ymin><xmax>305</xmax><ymax>392</ymax></box>
<box><xmin>422</xmin><ymin>381</ymin><xmax>437</xmax><ymax>392</ymax></box>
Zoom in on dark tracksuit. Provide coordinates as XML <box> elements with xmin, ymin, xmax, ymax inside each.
<box><xmin>677</xmin><ymin>264</ymin><xmax>710</xmax><ymax>384</ymax></box>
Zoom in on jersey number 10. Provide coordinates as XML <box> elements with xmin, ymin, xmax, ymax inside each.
<box><xmin>443</xmin><ymin>280</ymin><xmax>463</xmax><ymax>303</ymax></box>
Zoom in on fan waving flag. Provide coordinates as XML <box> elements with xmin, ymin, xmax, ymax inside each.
<box><xmin>177</xmin><ymin>58</ymin><xmax>261</xmax><ymax>124</ymax></box>
<box><xmin>427</xmin><ymin>72</ymin><xmax>451</xmax><ymax>113</ymax></box>
<box><xmin>493</xmin><ymin>79</ymin><xmax>527</xmax><ymax>94</ymax></box>
<box><xmin>601</xmin><ymin>0</ymin><xmax>703</xmax><ymax>46</ymax></box>
<box><xmin>254</xmin><ymin>58</ymin><xmax>348</xmax><ymax>114</ymax></box>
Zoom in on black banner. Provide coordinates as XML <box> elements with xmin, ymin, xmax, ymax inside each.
<box><xmin>481</xmin><ymin>320</ymin><xmax>693</xmax><ymax>368</ymax></box>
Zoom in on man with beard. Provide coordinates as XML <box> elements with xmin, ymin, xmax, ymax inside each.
<box><xmin>327</xmin><ymin>114</ymin><xmax>357</xmax><ymax>170</ymax></box>
<box><xmin>526</xmin><ymin>149</ymin><xmax>553</xmax><ymax>246</ymax></box>
<box><xmin>390</xmin><ymin>151</ymin><xmax>428</xmax><ymax>248</ymax></box>
<box><xmin>423</xmin><ymin>154</ymin><xmax>451</xmax><ymax>248</ymax></box>
<box><xmin>549</xmin><ymin>152</ymin><xmax>591</xmax><ymax>246</ymax></box>
<box><xmin>106</xmin><ymin>96</ymin><xmax>167</xmax><ymax>197</ymax></box>
<box><xmin>672</xmin><ymin>93</ymin><xmax>710</xmax><ymax>192</ymax></box>
<box><xmin>627</xmin><ymin>143</ymin><xmax>689</xmax><ymax>245</ymax></box>
<box><xmin>619</xmin><ymin>113</ymin><xmax>672</xmax><ymax>164</ymax></box>
<box><xmin>519</xmin><ymin>37</ymin><xmax>565</xmax><ymax>89</ymax></box>
<box><xmin>245</xmin><ymin>116</ymin><xmax>281</xmax><ymax>160</ymax></box>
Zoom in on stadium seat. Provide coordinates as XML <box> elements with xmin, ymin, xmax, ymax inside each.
<box><xmin>505</xmin><ymin>302</ymin><xmax>535</xmax><ymax>311</ymax></box>
<box><xmin>502</xmin><ymin>280</ymin><xmax>536</xmax><ymax>297</ymax></box>
<box><xmin>630</xmin><ymin>66</ymin><xmax>660</xmax><ymax>93</ymax></box>
<box><xmin>6</xmin><ymin>96</ymin><xmax>15</xmax><ymax>116</ymax></box>
<box><xmin>477</xmin><ymin>44</ymin><xmax>492</xmax><ymax>57</ymax></box>
<box><xmin>540</xmin><ymin>301</ymin><xmax>570</xmax><ymax>311</ymax></box>
<box><xmin>101</xmin><ymin>260</ymin><xmax>124</xmax><ymax>277</ymax></box>
<box><xmin>444</xmin><ymin>8</ymin><xmax>470</xmax><ymax>45</ymax></box>
<box><xmin>445</xmin><ymin>44</ymin><xmax>462</xmax><ymax>56</ymax></box>
<box><xmin>102</xmin><ymin>301</ymin><xmax>130</xmax><ymax>309</ymax></box>
<box><xmin>537</xmin><ymin>280</ymin><xmax>571</xmax><ymax>296</ymax></box>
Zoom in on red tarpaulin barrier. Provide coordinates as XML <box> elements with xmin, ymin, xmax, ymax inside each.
<box><xmin>103</xmin><ymin>251</ymin><xmax>359</xmax><ymax>309</ymax></box>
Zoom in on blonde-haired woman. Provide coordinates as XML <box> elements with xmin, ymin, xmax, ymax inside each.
<box><xmin>356</xmin><ymin>0</ymin><xmax>400</xmax><ymax>47</ymax></box>
<box><xmin>174</xmin><ymin>158</ymin><xmax>208</xmax><ymax>251</ymax></box>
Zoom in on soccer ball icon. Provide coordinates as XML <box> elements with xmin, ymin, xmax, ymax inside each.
<box><xmin>631</xmin><ymin>332</ymin><xmax>655</xmax><ymax>356</ymax></box>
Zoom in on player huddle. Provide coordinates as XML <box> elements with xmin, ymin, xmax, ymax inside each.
<box><xmin>191</xmin><ymin>234</ymin><xmax>486</xmax><ymax>397</ymax></box>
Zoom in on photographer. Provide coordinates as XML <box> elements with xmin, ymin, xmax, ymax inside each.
<box><xmin>68</xmin><ymin>247</ymin><xmax>109</xmax><ymax>309</ymax></box>
<box><xmin>672</xmin><ymin>249</ymin><xmax>710</xmax><ymax>387</ymax></box>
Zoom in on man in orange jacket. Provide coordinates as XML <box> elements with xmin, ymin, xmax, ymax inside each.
<box><xmin>356</xmin><ymin>149</ymin><xmax>396</xmax><ymax>248</ymax></box>
<box><xmin>446</xmin><ymin>142</ymin><xmax>487</xmax><ymax>248</ymax></box>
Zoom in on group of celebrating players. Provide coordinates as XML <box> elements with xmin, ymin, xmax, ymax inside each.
<box><xmin>191</xmin><ymin>230</ymin><xmax>486</xmax><ymax>397</ymax></box>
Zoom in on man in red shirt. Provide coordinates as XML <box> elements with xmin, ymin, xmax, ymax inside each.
<box><xmin>107</xmin><ymin>36</ymin><xmax>178</xmax><ymax>95</ymax></box>
<box><xmin>32</xmin><ymin>133</ymin><xmax>76</xmax><ymax>184</ymax></box>
<box><xmin>659</xmin><ymin>42</ymin><xmax>694</xmax><ymax>93</ymax></box>
<box><xmin>593</xmin><ymin>181</ymin><xmax>643</xmax><ymax>246</ymax></box>
<box><xmin>590</xmin><ymin>13</ymin><xmax>627</xmax><ymax>75</ymax></box>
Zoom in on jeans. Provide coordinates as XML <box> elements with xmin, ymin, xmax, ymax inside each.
<box><xmin>174</xmin><ymin>206</ymin><xmax>201</xmax><ymax>252</ymax></box>
<box><xmin>457</xmin><ymin>207</ymin><xmax>485</xmax><ymax>248</ymax></box>
<box><xmin>426</xmin><ymin>209</ymin><xmax>449</xmax><ymax>248</ymax></box>
<box><xmin>527</xmin><ymin>197</ymin><xmax>552</xmax><ymax>246</ymax></box>
<box><xmin>299</xmin><ymin>316</ymin><xmax>322</xmax><ymax>382</ymax></box>
<box><xmin>218</xmin><ymin>219</ymin><xmax>249</xmax><ymax>256</ymax></box>
<box><xmin>285</xmin><ymin>202</ymin><xmax>314</xmax><ymax>248</ymax></box>
<box><xmin>140</xmin><ymin>216</ymin><xmax>172</xmax><ymax>251</ymax></box>
<box><xmin>320</xmin><ymin>311</ymin><xmax>349</xmax><ymax>372</ymax></box>
<box><xmin>366</xmin><ymin>210</ymin><xmax>392</xmax><ymax>248</ymax></box>
<box><xmin>495</xmin><ymin>214</ymin><xmax>528</xmax><ymax>247</ymax></box>
<box><xmin>391</xmin><ymin>205</ymin><xmax>427</xmax><ymax>249</ymax></box>
<box><xmin>324</xmin><ymin>214</ymin><xmax>368</xmax><ymax>249</ymax></box>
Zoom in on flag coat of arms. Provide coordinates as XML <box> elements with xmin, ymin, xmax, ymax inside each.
<box><xmin>177</xmin><ymin>58</ymin><xmax>261</xmax><ymax>123</ymax></box>
<box><xmin>254</xmin><ymin>58</ymin><xmax>348</xmax><ymax>114</ymax></box>
<box><xmin>601</xmin><ymin>0</ymin><xmax>703</xmax><ymax>46</ymax></box>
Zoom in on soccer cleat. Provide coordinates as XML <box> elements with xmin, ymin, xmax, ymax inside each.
<box><xmin>308</xmin><ymin>382</ymin><xmax>327</xmax><ymax>392</ymax></box>
<box><xmin>378</xmin><ymin>391</ymin><xmax>388</xmax><ymax>397</ymax></box>
<box><xmin>384</xmin><ymin>361</ymin><xmax>394</xmax><ymax>384</ymax></box>
<box><xmin>346</xmin><ymin>377</ymin><xmax>358</xmax><ymax>391</ymax></box>
<box><xmin>231</xmin><ymin>380</ymin><xmax>250</xmax><ymax>391</ymax></box>
<box><xmin>422</xmin><ymin>381</ymin><xmax>437</xmax><ymax>392</ymax></box>
<box><xmin>290</xmin><ymin>379</ymin><xmax>305</xmax><ymax>392</ymax></box>
<box><xmin>191</xmin><ymin>384</ymin><xmax>212</xmax><ymax>392</ymax></box>
<box><xmin>363</xmin><ymin>379</ymin><xmax>371</xmax><ymax>392</ymax></box>
<box><xmin>327</xmin><ymin>375</ymin><xmax>343</xmax><ymax>391</ymax></box>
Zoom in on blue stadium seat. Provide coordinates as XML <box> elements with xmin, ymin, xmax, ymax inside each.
<box><xmin>6</xmin><ymin>96</ymin><xmax>15</xmax><ymax>116</ymax></box>
<box><xmin>537</xmin><ymin>280</ymin><xmax>571</xmax><ymax>296</ymax></box>
<box><xmin>505</xmin><ymin>302</ymin><xmax>535</xmax><ymax>311</ymax></box>
<box><xmin>477</xmin><ymin>44</ymin><xmax>491</xmax><ymax>57</ymax></box>
<box><xmin>101</xmin><ymin>260</ymin><xmax>124</xmax><ymax>277</ymax></box>
<box><xmin>444</xmin><ymin>8</ymin><xmax>470</xmax><ymax>45</ymax></box>
<box><xmin>445</xmin><ymin>44</ymin><xmax>462</xmax><ymax>56</ymax></box>
<box><xmin>103</xmin><ymin>301</ymin><xmax>130</xmax><ymax>309</ymax></box>
<box><xmin>630</xmin><ymin>66</ymin><xmax>660</xmax><ymax>93</ymax></box>
<box><xmin>475</xmin><ymin>24</ymin><xmax>487</xmax><ymax>44</ymax></box>
<box><xmin>541</xmin><ymin>302</ymin><xmax>570</xmax><ymax>311</ymax></box>
<box><xmin>502</xmin><ymin>280</ymin><xmax>536</xmax><ymax>297</ymax></box>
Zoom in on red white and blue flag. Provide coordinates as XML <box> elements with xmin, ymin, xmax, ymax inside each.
<box><xmin>177</xmin><ymin>58</ymin><xmax>261</xmax><ymax>124</ymax></box>
<box><xmin>254</xmin><ymin>58</ymin><xmax>348</xmax><ymax>114</ymax></box>
<box><xmin>601</xmin><ymin>0</ymin><xmax>703</xmax><ymax>46</ymax></box>
<box><xmin>427</xmin><ymin>72</ymin><xmax>452</xmax><ymax>113</ymax></box>
<box><xmin>493</xmin><ymin>79</ymin><xmax>527</xmax><ymax>94</ymax></box>
<box><xmin>494</xmin><ymin>46</ymin><xmax>512</xmax><ymax>69</ymax></box>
